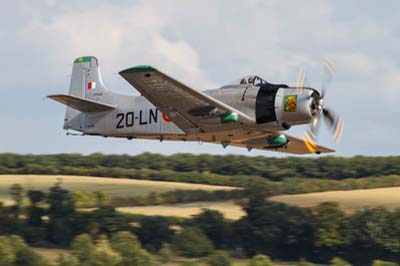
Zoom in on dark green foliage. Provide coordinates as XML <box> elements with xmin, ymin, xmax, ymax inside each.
<box><xmin>136</xmin><ymin>216</ymin><xmax>174</xmax><ymax>252</ymax></box>
<box><xmin>236</xmin><ymin>201</ymin><xmax>312</xmax><ymax>259</ymax></box>
<box><xmin>310</xmin><ymin>202</ymin><xmax>350</xmax><ymax>260</ymax></box>
<box><xmin>9</xmin><ymin>184</ymin><xmax>24</xmax><ymax>206</ymax></box>
<box><xmin>9</xmin><ymin>184</ymin><xmax>24</xmax><ymax>217</ymax></box>
<box><xmin>236</xmin><ymin>184</ymin><xmax>311</xmax><ymax>259</ymax></box>
<box><xmin>27</xmin><ymin>190</ymin><xmax>44</xmax><ymax>204</ymax></box>
<box><xmin>248</xmin><ymin>254</ymin><xmax>273</xmax><ymax>266</ymax></box>
<box><xmin>330</xmin><ymin>257</ymin><xmax>352</xmax><ymax>266</ymax></box>
<box><xmin>0</xmin><ymin>203</ymin><xmax>18</xmax><ymax>234</ymax></box>
<box><xmin>71</xmin><ymin>234</ymin><xmax>122</xmax><ymax>266</ymax></box>
<box><xmin>14</xmin><ymin>246</ymin><xmax>47</xmax><ymax>266</ymax></box>
<box><xmin>372</xmin><ymin>260</ymin><xmax>398</xmax><ymax>266</ymax></box>
<box><xmin>82</xmin><ymin>206</ymin><xmax>132</xmax><ymax>236</ymax></box>
<box><xmin>192</xmin><ymin>209</ymin><xmax>227</xmax><ymax>248</ymax></box>
<box><xmin>26</xmin><ymin>190</ymin><xmax>46</xmax><ymax>228</ymax></box>
<box><xmin>181</xmin><ymin>261</ymin><xmax>198</xmax><ymax>266</ymax></box>
<box><xmin>57</xmin><ymin>254</ymin><xmax>80</xmax><ymax>266</ymax></box>
<box><xmin>172</xmin><ymin>227</ymin><xmax>214</xmax><ymax>257</ymax></box>
<box><xmin>159</xmin><ymin>243</ymin><xmax>173</xmax><ymax>263</ymax></box>
<box><xmin>206</xmin><ymin>250</ymin><xmax>232</xmax><ymax>266</ymax></box>
<box><xmin>1</xmin><ymin>153</ymin><xmax>399</xmax><ymax>182</ymax></box>
<box><xmin>71</xmin><ymin>234</ymin><xmax>95</xmax><ymax>262</ymax></box>
<box><xmin>110</xmin><ymin>189</ymin><xmax>245</xmax><ymax>208</ymax></box>
<box><xmin>0</xmin><ymin>235</ymin><xmax>48</xmax><ymax>266</ymax></box>
<box><xmin>27</xmin><ymin>205</ymin><xmax>45</xmax><ymax>226</ymax></box>
<box><xmin>47</xmin><ymin>181</ymin><xmax>75</xmax><ymax>219</ymax></box>
<box><xmin>47</xmin><ymin>182</ymin><xmax>75</xmax><ymax>245</ymax></box>
<box><xmin>71</xmin><ymin>232</ymin><xmax>156</xmax><ymax>266</ymax></box>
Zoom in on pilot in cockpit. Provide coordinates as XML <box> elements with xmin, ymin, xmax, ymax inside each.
<box><xmin>247</xmin><ymin>77</ymin><xmax>254</xmax><ymax>86</ymax></box>
<box><xmin>240</xmin><ymin>78</ymin><xmax>247</xmax><ymax>85</ymax></box>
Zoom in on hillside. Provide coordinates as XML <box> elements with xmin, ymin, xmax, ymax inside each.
<box><xmin>0</xmin><ymin>174</ymin><xmax>238</xmax><ymax>205</ymax></box>
<box><xmin>270</xmin><ymin>186</ymin><xmax>400</xmax><ymax>213</ymax></box>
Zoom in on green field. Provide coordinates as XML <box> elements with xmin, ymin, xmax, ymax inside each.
<box><xmin>270</xmin><ymin>186</ymin><xmax>400</xmax><ymax>213</ymax></box>
<box><xmin>0</xmin><ymin>174</ymin><xmax>238</xmax><ymax>205</ymax></box>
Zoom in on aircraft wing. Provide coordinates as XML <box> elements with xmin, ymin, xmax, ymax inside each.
<box><xmin>119</xmin><ymin>66</ymin><xmax>255</xmax><ymax>134</ymax></box>
<box><xmin>231</xmin><ymin>133</ymin><xmax>335</xmax><ymax>154</ymax></box>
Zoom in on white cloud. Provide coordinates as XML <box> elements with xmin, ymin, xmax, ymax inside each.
<box><xmin>11</xmin><ymin>1</ymin><xmax>214</xmax><ymax>91</ymax></box>
<box><xmin>1</xmin><ymin>0</ymin><xmax>399</xmax><ymax>156</ymax></box>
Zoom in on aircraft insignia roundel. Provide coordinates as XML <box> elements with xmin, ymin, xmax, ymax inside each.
<box><xmin>161</xmin><ymin>113</ymin><xmax>172</xmax><ymax>123</ymax></box>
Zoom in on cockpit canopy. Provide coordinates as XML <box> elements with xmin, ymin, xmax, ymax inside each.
<box><xmin>226</xmin><ymin>75</ymin><xmax>268</xmax><ymax>87</ymax></box>
<box><xmin>221</xmin><ymin>75</ymin><xmax>289</xmax><ymax>90</ymax></box>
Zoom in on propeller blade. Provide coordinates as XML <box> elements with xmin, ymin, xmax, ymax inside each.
<box><xmin>321</xmin><ymin>57</ymin><xmax>336</xmax><ymax>98</ymax></box>
<box><xmin>322</xmin><ymin>108</ymin><xmax>335</xmax><ymax>129</ymax></box>
<box><xmin>333</xmin><ymin>118</ymin><xmax>344</xmax><ymax>143</ymax></box>
<box><xmin>309</xmin><ymin>117</ymin><xmax>320</xmax><ymax>139</ymax></box>
<box><xmin>323</xmin><ymin>108</ymin><xmax>344</xmax><ymax>143</ymax></box>
<box><xmin>297</xmin><ymin>69</ymin><xmax>305</xmax><ymax>93</ymax></box>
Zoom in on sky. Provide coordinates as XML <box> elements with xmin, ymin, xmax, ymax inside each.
<box><xmin>0</xmin><ymin>0</ymin><xmax>399</xmax><ymax>157</ymax></box>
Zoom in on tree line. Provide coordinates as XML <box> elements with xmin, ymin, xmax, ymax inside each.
<box><xmin>1</xmin><ymin>182</ymin><xmax>400</xmax><ymax>265</ymax></box>
<box><xmin>1</xmin><ymin>153</ymin><xmax>399</xmax><ymax>181</ymax></box>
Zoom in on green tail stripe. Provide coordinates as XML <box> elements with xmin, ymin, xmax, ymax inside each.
<box><xmin>74</xmin><ymin>56</ymin><xmax>92</xmax><ymax>63</ymax></box>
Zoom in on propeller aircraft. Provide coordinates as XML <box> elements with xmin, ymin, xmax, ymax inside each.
<box><xmin>48</xmin><ymin>56</ymin><xmax>343</xmax><ymax>154</ymax></box>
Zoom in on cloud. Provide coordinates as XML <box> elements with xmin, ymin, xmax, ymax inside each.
<box><xmin>0</xmin><ymin>1</ymin><xmax>399</xmax><ymax>156</ymax></box>
<box><xmin>10</xmin><ymin>1</ymin><xmax>214</xmax><ymax>91</ymax></box>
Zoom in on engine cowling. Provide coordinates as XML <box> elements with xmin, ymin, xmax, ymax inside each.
<box><xmin>275</xmin><ymin>88</ymin><xmax>314</xmax><ymax>126</ymax></box>
<box><xmin>255</xmin><ymin>84</ymin><xmax>315</xmax><ymax>129</ymax></box>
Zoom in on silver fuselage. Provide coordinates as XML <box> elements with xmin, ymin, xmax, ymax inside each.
<box><xmin>67</xmin><ymin>84</ymin><xmax>314</xmax><ymax>143</ymax></box>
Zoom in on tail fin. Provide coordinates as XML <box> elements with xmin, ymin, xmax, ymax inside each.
<box><xmin>63</xmin><ymin>56</ymin><xmax>107</xmax><ymax>130</ymax></box>
<box><xmin>69</xmin><ymin>56</ymin><xmax>107</xmax><ymax>99</ymax></box>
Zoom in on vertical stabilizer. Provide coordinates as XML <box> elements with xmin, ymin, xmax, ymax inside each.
<box><xmin>64</xmin><ymin>56</ymin><xmax>107</xmax><ymax>130</ymax></box>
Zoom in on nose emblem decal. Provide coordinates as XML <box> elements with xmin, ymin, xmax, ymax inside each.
<box><xmin>284</xmin><ymin>95</ymin><xmax>297</xmax><ymax>112</ymax></box>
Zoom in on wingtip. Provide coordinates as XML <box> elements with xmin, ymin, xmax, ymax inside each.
<box><xmin>119</xmin><ymin>65</ymin><xmax>157</xmax><ymax>75</ymax></box>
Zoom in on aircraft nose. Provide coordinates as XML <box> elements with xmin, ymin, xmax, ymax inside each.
<box><xmin>307</xmin><ymin>89</ymin><xmax>324</xmax><ymax>117</ymax></box>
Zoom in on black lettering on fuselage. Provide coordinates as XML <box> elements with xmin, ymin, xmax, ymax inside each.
<box><xmin>116</xmin><ymin>113</ymin><xmax>124</xmax><ymax>128</ymax></box>
<box><xmin>139</xmin><ymin>110</ymin><xmax>148</xmax><ymax>125</ymax></box>
<box><xmin>116</xmin><ymin>108</ymin><xmax>159</xmax><ymax>129</ymax></box>
<box><xmin>126</xmin><ymin>112</ymin><xmax>134</xmax><ymax>127</ymax></box>
<box><xmin>149</xmin><ymin>108</ymin><xmax>158</xmax><ymax>124</ymax></box>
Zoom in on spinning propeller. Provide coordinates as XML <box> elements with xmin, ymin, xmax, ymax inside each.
<box><xmin>297</xmin><ymin>58</ymin><xmax>344</xmax><ymax>153</ymax></box>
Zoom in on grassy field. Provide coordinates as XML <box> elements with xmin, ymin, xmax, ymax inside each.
<box><xmin>0</xmin><ymin>175</ymin><xmax>238</xmax><ymax>205</ymax></box>
<box><xmin>116</xmin><ymin>200</ymin><xmax>245</xmax><ymax>220</ymax></box>
<box><xmin>270</xmin><ymin>186</ymin><xmax>400</xmax><ymax>213</ymax></box>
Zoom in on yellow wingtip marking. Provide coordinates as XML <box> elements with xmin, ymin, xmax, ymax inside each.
<box><xmin>304</xmin><ymin>131</ymin><xmax>317</xmax><ymax>154</ymax></box>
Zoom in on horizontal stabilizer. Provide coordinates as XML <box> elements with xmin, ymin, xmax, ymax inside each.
<box><xmin>47</xmin><ymin>94</ymin><xmax>115</xmax><ymax>113</ymax></box>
